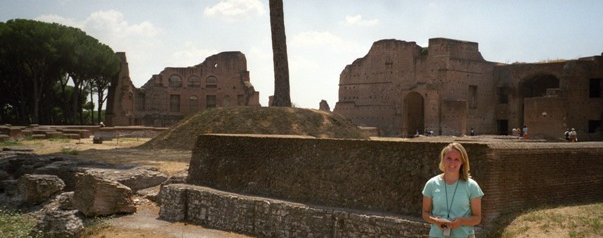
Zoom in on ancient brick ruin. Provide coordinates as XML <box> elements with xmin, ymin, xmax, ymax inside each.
<box><xmin>334</xmin><ymin>38</ymin><xmax>603</xmax><ymax>140</ymax></box>
<box><xmin>105</xmin><ymin>52</ymin><xmax>260</xmax><ymax>127</ymax></box>
<box><xmin>160</xmin><ymin>134</ymin><xmax>602</xmax><ymax>237</ymax></box>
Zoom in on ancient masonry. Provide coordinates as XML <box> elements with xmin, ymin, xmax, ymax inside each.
<box><xmin>333</xmin><ymin>38</ymin><xmax>603</xmax><ymax>140</ymax></box>
<box><xmin>105</xmin><ymin>52</ymin><xmax>260</xmax><ymax>127</ymax></box>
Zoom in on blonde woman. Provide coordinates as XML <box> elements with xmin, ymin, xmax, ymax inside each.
<box><xmin>422</xmin><ymin>142</ymin><xmax>484</xmax><ymax>238</ymax></box>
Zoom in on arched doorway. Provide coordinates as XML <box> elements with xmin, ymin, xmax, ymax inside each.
<box><xmin>404</xmin><ymin>92</ymin><xmax>424</xmax><ymax>136</ymax></box>
<box><xmin>519</xmin><ymin>74</ymin><xmax>560</xmax><ymax>126</ymax></box>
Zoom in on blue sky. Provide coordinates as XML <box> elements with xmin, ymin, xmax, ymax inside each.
<box><xmin>2</xmin><ymin>0</ymin><xmax>602</xmax><ymax>108</ymax></box>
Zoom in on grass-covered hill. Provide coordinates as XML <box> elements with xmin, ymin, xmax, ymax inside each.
<box><xmin>139</xmin><ymin>107</ymin><xmax>368</xmax><ymax>150</ymax></box>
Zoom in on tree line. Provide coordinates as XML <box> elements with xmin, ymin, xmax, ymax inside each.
<box><xmin>0</xmin><ymin>19</ymin><xmax>120</xmax><ymax>125</ymax></box>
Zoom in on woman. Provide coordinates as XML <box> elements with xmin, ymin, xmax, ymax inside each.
<box><xmin>422</xmin><ymin>142</ymin><xmax>484</xmax><ymax>238</ymax></box>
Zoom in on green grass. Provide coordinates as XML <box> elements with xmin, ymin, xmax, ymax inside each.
<box><xmin>0</xmin><ymin>209</ymin><xmax>40</xmax><ymax>238</ymax></box>
<box><xmin>48</xmin><ymin>136</ymin><xmax>71</xmax><ymax>143</ymax></box>
<box><xmin>0</xmin><ymin>140</ymin><xmax>22</xmax><ymax>147</ymax></box>
<box><xmin>81</xmin><ymin>216</ymin><xmax>112</xmax><ymax>237</ymax></box>
<box><xmin>60</xmin><ymin>147</ymin><xmax>79</xmax><ymax>155</ymax></box>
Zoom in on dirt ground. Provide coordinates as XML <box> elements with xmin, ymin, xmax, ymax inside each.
<box><xmin>18</xmin><ymin>137</ymin><xmax>251</xmax><ymax>238</ymax></box>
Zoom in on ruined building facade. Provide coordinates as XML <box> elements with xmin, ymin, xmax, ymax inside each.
<box><xmin>334</xmin><ymin>38</ymin><xmax>603</xmax><ymax>140</ymax></box>
<box><xmin>106</xmin><ymin>52</ymin><xmax>260</xmax><ymax>127</ymax></box>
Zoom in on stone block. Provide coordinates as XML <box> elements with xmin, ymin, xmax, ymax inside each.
<box><xmin>18</xmin><ymin>174</ymin><xmax>66</xmax><ymax>205</ymax></box>
<box><xmin>73</xmin><ymin>171</ymin><xmax>136</xmax><ymax>217</ymax></box>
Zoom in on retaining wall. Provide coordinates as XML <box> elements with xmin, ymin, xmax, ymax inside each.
<box><xmin>160</xmin><ymin>184</ymin><xmax>429</xmax><ymax>238</ymax></box>
<box><xmin>182</xmin><ymin>134</ymin><xmax>603</xmax><ymax>235</ymax></box>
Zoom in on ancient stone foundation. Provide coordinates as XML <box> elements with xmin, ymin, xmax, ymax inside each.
<box><xmin>186</xmin><ymin>134</ymin><xmax>603</xmax><ymax>232</ymax></box>
<box><xmin>160</xmin><ymin>184</ymin><xmax>429</xmax><ymax>238</ymax></box>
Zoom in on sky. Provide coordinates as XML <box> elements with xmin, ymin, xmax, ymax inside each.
<box><xmin>2</xmin><ymin>0</ymin><xmax>602</xmax><ymax>109</ymax></box>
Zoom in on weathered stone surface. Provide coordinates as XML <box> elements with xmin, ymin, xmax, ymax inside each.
<box><xmin>158</xmin><ymin>184</ymin><xmax>188</xmax><ymax>222</ymax></box>
<box><xmin>163</xmin><ymin>168</ymin><xmax>188</xmax><ymax>185</ymax></box>
<box><xmin>160</xmin><ymin>184</ymin><xmax>430</xmax><ymax>238</ymax></box>
<box><xmin>73</xmin><ymin>172</ymin><xmax>136</xmax><ymax>217</ymax></box>
<box><xmin>319</xmin><ymin>99</ymin><xmax>330</xmax><ymax>111</ymax></box>
<box><xmin>56</xmin><ymin>191</ymin><xmax>75</xmax><ymax>210</ymax></box>
<box><xmin>0</xmin><ymin>154</ymin><xmax>111</xmax><ymax>191</ymax></box>
<box><xmin>136</xmin><ymin>185</ymin><xmax>160</xmax><ymax>204</ymax></box>
<box><xmin>33</xmin><ymin>209</ymin><xmax>84</xmax><ymax>238</ymax></box>
<box><xmin>86</xmin><ymin>167</ymin><xmax>168</xmax><ymax>192</ymax></box>
<box><xmin>17</xmin><ymin>174</ymin><xmax>65</xmax><ymax>205</ymax></box>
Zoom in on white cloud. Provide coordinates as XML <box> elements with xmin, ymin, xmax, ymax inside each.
<box><xmin>36</xmin><ymin>14</ymin><xmax>81</xmax><ymax>28</ymax></box>
<box><xmin>36</xmin><ymin>10</ymin><xmax>164</xmax><ymax>86</ymax></box>
<box><xmin>169</xmin><ymin>41</ymin><xmax>217</xmax><ymax>67</ymax></box>
<box><xmin>204</xmin><ymin>0</ymin><xmax>265</xmax><ymax>20</ymax></box>
<box><xmin>345</xmin><ymin>14</ymin><xmax>379</xmax><ymax>27</ymax></box>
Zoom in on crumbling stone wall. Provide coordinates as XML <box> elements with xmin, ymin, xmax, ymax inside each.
<box><xmin>160</xmin><ymin>184</ymin><xmax>430</xmax><ymax>238</ymax></box>
<box><xmin>106</xmin><ymin>52</ymin><xmax>261</xmax><ymax>127</ymax></box>
<box><xmin>334</xmin><ymin>38</ymin><xmax>603</xmax><ymax>140</ymax></box>
<box><xmin>187</xmin><ymin>134</ymin><xmax>603</xmax><ymax>226</ymax></box>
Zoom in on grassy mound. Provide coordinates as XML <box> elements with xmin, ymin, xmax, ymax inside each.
<box><xmin>139</xmin><ymin>107</ymin><xmax>368</xmax><ymax>150</ymax></box>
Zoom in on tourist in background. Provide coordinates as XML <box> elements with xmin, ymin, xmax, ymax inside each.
<box><xmin>570</xmin><ymin>128</ymin><xmax>578</xmax><ymax>142</ymax></box>
<box><xmin>422</xmin><ymin>142</ymin><xmax>484</xmax><ymax>238</ymax></box>
<box><xmin>564</xmin><ymin>128</ymin><xmax>570</xmax><ymax>141</ymax></box>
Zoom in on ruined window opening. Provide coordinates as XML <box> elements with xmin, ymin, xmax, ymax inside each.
<box><xmin>497</xmin><ymin>87</ymin><xmax>509</xmax><ymax>104</ymax></box>
<box><xmin>206</xmin><ymin>95</ymin><xmax>216</xmax><ymax>108</ymax></box>
<box><xmin>469</xmin><ymin>85</ymin><xmax>478</xmax><ymax>109</ymax></box>
<box><xmin>497</xmin><ymin>120</ymin><xmax>508</xmax><ymax>135</ymax></box>
<box><xmin>135</xmin><ymin>92</ymin><xmax>145</xmax><ymax>111</ymax></box>
<box><xmin>169</xmin><ymin>94</ymin><xmax>180</xmax><ymax>112</ymax></box>
<box><xmin>206</xmin><ymin>76</ymin><xmax>217</xmax><ymax>88</ymax></box>
<box><xmin>169</xmin><ymin>75</ymin><xmax>182</xmax><ymax>88</ymax></box>
<box><xmin>188</xmin><ymin>76</ymin><xmax>201</xmax><ymax>87</ymax></box>
<box><xmin>589</xmin><ymin>120</ymin><xmax>601</xmax><ymax>133</ymax></box>
<box><xmin>189</xmin><ymin>96</ymin><xmax>199</xmax><ymax>112</ymax></box>
<box><xmin>590</xmin><ymin>78</ymin><xmax>602</xmax><ymax>98</ymax></box>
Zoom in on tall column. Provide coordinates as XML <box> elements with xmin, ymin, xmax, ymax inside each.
<box><xmin>269</xmin><ymin>0</ymin><xmax>291</xmax><ymax>107</ymax></box>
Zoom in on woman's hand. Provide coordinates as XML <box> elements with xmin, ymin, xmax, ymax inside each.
<box><xmin>430</xmin><ymin>216</ymin><xmax>450</xmax><ymax>230</ymax></box>
<box><xmin>449</xmin><ymin>218</ymin><xmax>462</xmax><ymax>230</ymax></box>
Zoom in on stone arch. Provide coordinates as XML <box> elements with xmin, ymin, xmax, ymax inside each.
<box><xmin>169</xmin><ymin>75</ymin><xmax>182</xmax><ymax>87</ymax></box>
<box><xmin>404</xmin><ymin>92</ymin><xmax>424</xmax><ymax>137</ymax></box>
<box><xmin>519</xmin><ymin>73</ymin><xmax>560</xmax><ymax>126</ymax></box>
<box><xmin>206</xmin><ymin>76</ymin><xmax>217</xmax><ymax>88</ymax></box>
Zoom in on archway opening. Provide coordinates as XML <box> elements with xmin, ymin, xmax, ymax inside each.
<box><xmin>404</xmin><ymin>92</ymin><xmax>424</xmax><ymax>137</ymax></box>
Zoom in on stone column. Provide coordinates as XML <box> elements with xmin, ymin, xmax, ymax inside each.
<box><xmin>269</xmin><ymin>0</ymin><xmax>291</xmax><ymax>107</ymax></box>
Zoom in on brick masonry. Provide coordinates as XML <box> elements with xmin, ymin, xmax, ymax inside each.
<box><xmin>182</xmin><ymin>134</ymin><xmax>603</xmax><ymax>235</ymax></box>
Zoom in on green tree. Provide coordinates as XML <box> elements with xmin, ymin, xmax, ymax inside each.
<box><xmin>0</xmin><ymin>19</ymin><xmax>119</xmax><ymax>125</ymax></box>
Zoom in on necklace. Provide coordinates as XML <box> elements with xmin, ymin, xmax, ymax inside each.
<box><xmin>444</xmin><ymin>176</ymin><xmax>459</xmax><ymax>219</ymax></box>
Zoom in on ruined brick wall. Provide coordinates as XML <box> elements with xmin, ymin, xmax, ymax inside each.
<box><xmin>187</xmin><ymin>134</ymin><xmax>603</xmax><ymax>225</ymax></box>
<box><xmin>160</xmin><ymin>184</ymin><xmax>430</xmax><ymax>238</ymax></box>
<box><xmin>335</xmin><ymin>38</ymin><xmax>602</xmax><ymax>140</ymax></box>
<box><xmin>334</xmin><ymin>38</ymin><xmax>496</xmax><ymax>137</ymax></box>
<box><xmin>493</xmin><ymin>57</ymin><xmax>603</xmax><ymax>140</ymax></box>
<box><xmin>106</xmin><ymin>52</ymin><xmax>261</xmax><ymax>127</ymax></box>
<box><xmin>105</xmin><ymin>52</ymin><xmax>136</xmax><ymax>126</ymax></box>
<box><xmin>482</xmin><ymin>143</ymin><xmax>603</xmax><ymax>220</ymax></box>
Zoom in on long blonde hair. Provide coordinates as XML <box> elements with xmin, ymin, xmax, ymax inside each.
<box><xmin>438</xmin><ymin>142</ymin><xmax>471</xmax><ymax>181</ymax></box>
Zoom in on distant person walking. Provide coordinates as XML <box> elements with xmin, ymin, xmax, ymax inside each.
<box><xmin>422</xmin><ymin>142</ymin><xmax>483</xmax><ymax>238</ymax></box>
<box><xmin>470</xmin><ymin>128</ymin><xmax>475</xmax><ymax>136</ymax></box>
<box><xmin>564</xmin><ymin>128</ymin><xmax>570</xmax><ymax>141</ymax></box>
<box><xmin>522</xmin><ymin>125</ymin><xmax>528</xmax><ymax>139</ymax></box>
<box><xmin>570</xmin><ymin>128</ymin><xmax>578</xmax><ymax>142</ymax></box>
